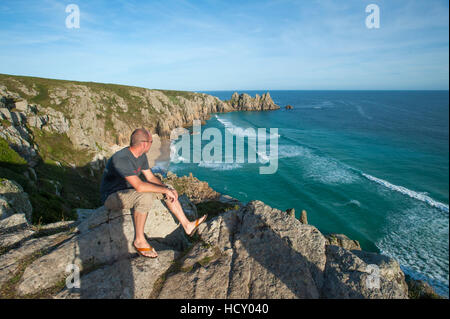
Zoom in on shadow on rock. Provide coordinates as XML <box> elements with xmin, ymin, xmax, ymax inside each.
<box><xmin>155</xmin><ymin>200</ymin><xmax>408</xmax><ymax>299</ymax></box>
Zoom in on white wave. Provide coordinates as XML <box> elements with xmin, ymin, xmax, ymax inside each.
<box><xmin>362</xmin><ymin>173</ymin><xmax>449</xmax><ymax>213</ymax></box>
<box><xmin>256</xmin><ymin>143</ymin><xmax>359</xmax><ymax>185</ymax></box>
<box><xmin>376</xmin><ymin>203</ymin><xmax>449</xmax><ymax>296</ymax></box>
<box><xmin>215</xmin><ymin>116</ymin><xmax>280</xmax><ymax>139</ymax></box>
<box><xmin>301</xmin><ymin>100</ymin><xmax>335</xmax><ymax>109</ymax></box>
<box><xmin>153</xmin><ymin>162</ymin><xmax>170</xmax><ymax>171</ymax></box>
<box><xmin>298</xmin><ymin>148</ymin><xmax>359</xmax><ymax>185</ymax></box>
<box><xmin>333</xmin><ymin>199</ymin><xmax>362</xmax><ymax>208</ymax></box>
<box><xmin>305</xmin><ymin>159</ymin><xmax>358</xmax><ymax>184</ymax></box>
<box><xmin>169</xmin><ymin>144</ymin><xmax>189</xmax><ymax>163</ymax></box>
<box><xmin>198</xmin><ymin>161</ymin><xmax>243</xmax><ymax>171</ymax></box>
<box><xmin>256</xmin><ymin>145</ymin><xmax>309</xmax><ymax>163</ymax></box>
<box><xmin>355</xmin><ymin>104</ymin><xmax>373</xmax><ymax>120</ymax></box>
<box><xmin>278</xmin><ymin>145</ymin><xmax>310</xmax><ymax>158</ymax></box>
<box><xmin>320</xmin><ymin>100</ymin><xmax>334</xmax><ymax>107</ymax></box>
<box><xmin>256</xmin><ymin>150</ymin><xmax>271</xmax><ymax>163</ymax></box>
<box><xmin>348</xmin><ymin>199</ymin><xmax>361</xmax><ymax>207</ymax></box>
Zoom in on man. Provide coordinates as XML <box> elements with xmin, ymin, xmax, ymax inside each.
<box><xmin>100</xmin><ymin>128</ymin><xmax>207</xmax><ymax>258</ymax></box>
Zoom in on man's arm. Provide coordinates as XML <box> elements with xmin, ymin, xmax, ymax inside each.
<box><xmin>125</xmin><ymin>174</ymin><xmax>178</xmax><ymax>202</ymax></box>
<box><xmin>141</xmin><ymin>169</ymin><xmax>164</xmax><ymax>186</ymax></box>
<box><xmin>125</xmin><ymin>175</ymin><xmax>168</xmax><ymax>194</ymax></box>
<box><xmin>141</xmin><ymin>169</ymin><xmax>178</xmax><ymax>201</ymax></box>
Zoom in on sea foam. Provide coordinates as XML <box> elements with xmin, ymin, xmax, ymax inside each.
<box><xmin>362</xmin><ymin>173</ymin><xmax>449</xmax><ymax>213</ymax></box>
<box><xmin>376</xmin><ymin>203</ymin><xmax>449</xmax><ymax>297</ymax></box>
<box><xmin>215</xmin><ymin>116</ymin><xmax>280</xmax><ymax>139</ymax></box>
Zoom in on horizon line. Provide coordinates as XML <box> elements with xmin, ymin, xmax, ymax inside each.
<box><xmin>1</xmin><ymin>73</ymin><xmax>448</xmax><ymax>93</ymax></box>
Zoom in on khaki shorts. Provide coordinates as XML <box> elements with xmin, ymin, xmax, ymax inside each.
<box><xmin>104</xmin><ymin>189</ymin><xmax>165</xmax><ymax>213</ymax></box>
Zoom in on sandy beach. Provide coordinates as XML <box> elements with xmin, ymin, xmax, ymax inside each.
<box><xmin>146</xmin><ymin>133</ymin><xmax>171</xmax><ymax>171</ymax></box>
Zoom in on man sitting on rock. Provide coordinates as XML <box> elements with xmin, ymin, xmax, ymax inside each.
<box><xmin>100</xmin><ymin>128</ymin><xmax>207</xmax><ymax>258</ymax></box>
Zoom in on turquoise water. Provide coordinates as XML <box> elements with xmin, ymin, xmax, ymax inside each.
<box><xmin>165</xmin><ymin>90</ymin><xmax>449</xmax><ymax>296</ymax></box>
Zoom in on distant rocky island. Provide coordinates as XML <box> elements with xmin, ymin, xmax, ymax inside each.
<box><xmin>0</xmin><ymin>74</ymin><xmax>442</xmax><ymax>299</ymax></box>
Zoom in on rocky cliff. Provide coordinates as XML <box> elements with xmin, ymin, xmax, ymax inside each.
<box><xmin>0</xmin><ymin>172</ymin><xmax>414</xmax><ymax>299</ymax></box>
<box><xmin>229</xmin><ymin>92</ymin><xmax>279</xmax><ymax>111</ymax></box>
<box><xmin>0</xmin><ymin>73</ymin><xmax>279</xmax><ymax>168</ymax></box>
<box><xmin>0</xmin><ymin>73</ymin><xmax>279</xmax><ymax>224</ymax></box>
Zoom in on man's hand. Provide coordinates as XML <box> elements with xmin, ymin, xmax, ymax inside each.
<box><xmin>164</xmin><ymin>188</ymin><xmax>178</xmax><ymax>203</ymax></box>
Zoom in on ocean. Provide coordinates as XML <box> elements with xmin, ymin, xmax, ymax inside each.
<box><xmin>163</xmin><ymin>90</ymin><xmax>449</xmax><ymax>297</ymax></box>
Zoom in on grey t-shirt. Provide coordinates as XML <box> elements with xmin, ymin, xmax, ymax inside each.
<box><xmin>100</xmin><ymin>147</ymin><xmax>149</xmax><ymax>204</ymax></box>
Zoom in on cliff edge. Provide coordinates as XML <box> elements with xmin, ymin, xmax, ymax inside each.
<box><xmin>0</xmin><ymin>172</ymin><xmax>412</xmax><ymax>299</ymax></box>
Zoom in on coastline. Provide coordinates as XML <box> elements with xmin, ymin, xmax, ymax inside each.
<box><xmin>147</xmin><ymin>134</ymin><xmax>171</xmax><ymax>172</ymax></box>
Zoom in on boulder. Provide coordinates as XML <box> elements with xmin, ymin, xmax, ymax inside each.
<box><xmin>0</xmin><ymin>179</ymin><xmax>32</xmax><ymax>222</ymax></box>
<box><xmin>14</xmin><ymin>100</ymin><xmax>28</xmax><ymax>112</ymax></box>
<box><xmin>322</xmin><ymin>245</ymin><xmax>409</xmax><ymax>298</ymax></box>
<box><xmin>300</xmin><ymin>209</ymin><xmax>308</xmax><ymax>224</ymax></box>
<box><xmin>405</xmin><ymin>275</ymin><xmax>443</xmax><ymax>299</ymax></box>
<box><xmin>159</xmin><ymin>171</ymin><xmax>221</xmax><ymax>204</ymax></box>
<box><xmin>325</xmin><ymin>233</ymin><xmax>361</xmax><ymax>250</ymax></box>
<box><xmin>285</xmin><ymin>208</ymin><xmax>295</xmax><ymax>218</ymax></box>
<box><xmin>15</xmin><ymin>195</ymin><xmax>197</xmax><ymax>297</ymax></box>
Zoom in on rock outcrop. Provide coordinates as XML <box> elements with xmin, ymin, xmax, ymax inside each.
<box><xmin>0</xmin><ymin>175</ymin><xmax>411</xmax><ymax>299</ymax></box>
<box><xmin>325</xmin><ymin>233</ymin><xmax>361</xmax><ymax>251</ymax></box>
<box><xmin>155</xmin><ymin>200</ymin><xmax>408</xmax><ymax>299</ymax></box>
<box><xmin>0</xmin><ymin>179</ymin><xmax>32</xmax><ymax>222</ymax></box>
<box><xmin>158</xmin><ymin>171</ymin><xmax>221</xmax><ymax>204</ymax></box>
<box><xmin>229</xmin><ymin>92</ymin><xmax>279</xmax><ymax>111</ymax></box>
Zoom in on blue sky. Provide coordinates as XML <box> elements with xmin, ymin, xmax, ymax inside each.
<box><xmin>0</xmin><ymin>0</ymin><xmax>448</xmax><ymax>90</ymax></box>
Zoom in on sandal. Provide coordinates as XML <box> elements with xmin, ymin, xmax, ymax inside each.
<box><xmin>133</xmin><ymin>244</ymin><xmax>158</xmax><ymax>258</ymax></box>
<box><xmin>188</xmin><ymin>214</ymin><xmax>208</xmax><ymax>237</ymax></box>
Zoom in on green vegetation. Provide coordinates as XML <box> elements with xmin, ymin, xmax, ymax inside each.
<box><xmin>197</xmin><ymin>246</ymin><xmax>222</xmax><ymax>267</ymax></box>
<box><xmin>158</xmin><ymin>89</ymin><xmax>196</xmax><ymax>102</ymax></box>
<box><xmin>0</xmin><ymin>136</ymin><xmax>97</xmax><ymax>225</ymax></box>
<box><xmin>0</xmin><ymin>137</ymin><xmax>27</xmax><ymax>168</ymax></box>
<box><xmin>0</xmin><ymin>137</ymin><xmax>32</xmax><ymax>192</ymax></box>
<box><xmin>1</xmin><ymin>119</ymin><xmax>11</xmax><ymax>127</ymax></box>
<box><xmin>31</xmin><ymin>129</ymin><xmax>93</xmax><ymax>167</ymax></box>
<box><xmin>196</xmin><ymin>200</ymin><xmax>240</xmax><ymax>221</ymax></box>
<box><xmin>28</xmin><ymin>191</ymin><xmax>73</xmax><ymax>225</ymax></box>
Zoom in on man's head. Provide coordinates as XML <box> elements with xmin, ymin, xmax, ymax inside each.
<box><xmin>130</xmin><ymin>128</ymin><xmax>152</xmax><ymax>154</ymax></box>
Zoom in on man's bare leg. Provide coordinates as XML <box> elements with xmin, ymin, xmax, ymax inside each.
<box><xmin>133</xmin><ymin>211</ymin><xmax>157</xmax><ymax>257</ymax></box>
<box><xmin>164</xmin><ymin>198</ymin><xmax>205</xmax><ymax>235</ymax></box>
